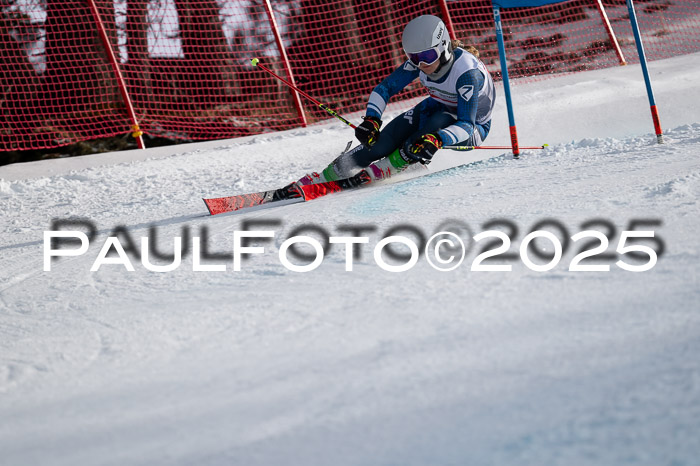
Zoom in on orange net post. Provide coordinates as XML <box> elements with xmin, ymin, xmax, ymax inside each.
<box><xmin>87</xmin><ymin>0</ymin><xmax>146</xmax><ymax>149</ymax></box>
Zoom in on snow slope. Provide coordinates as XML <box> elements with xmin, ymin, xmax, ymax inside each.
<box><xmin>1</xmin><ymin>53</ymin><xmax>699</xmax><ymax>465</ymax></box>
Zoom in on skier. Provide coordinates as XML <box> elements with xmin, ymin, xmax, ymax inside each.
<box><xmin>297</xmin><ymin>14</ymin><xmax>496</xmax><ymax>187</ymax></box>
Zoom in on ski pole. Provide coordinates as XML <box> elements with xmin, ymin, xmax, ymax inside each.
<box><xmin>251</xmin><ymin>58</ymin><xmax>357</xmax><ymax>129</ymax></box>
<box><xmin>252</xmin><ymin>56</ymin><xmax>547</xmax><ymax>150</ymax></box>
<box><xmin>445</xmin><ymin>144</ymin><xmax>548</xmax><ymax>151</ymax></box>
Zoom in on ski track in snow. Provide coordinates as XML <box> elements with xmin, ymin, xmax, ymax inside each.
<box><xmin>0</xmin><ymin>53</ymin><xmax>699</xmax><ymax>465</ymax></box>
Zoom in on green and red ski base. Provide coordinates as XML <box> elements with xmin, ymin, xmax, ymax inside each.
<box><xmin>203</xmin><ymin>170</ymin><xmax>372</xmax><ymax>215</ymax></box>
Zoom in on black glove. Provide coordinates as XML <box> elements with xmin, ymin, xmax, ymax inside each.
<box><xmin>355</xmin><ymin>116</ymin><xmax>382</xmax><ymax>147</ymax></box>
<box><xmin>400</xmin><ymin>133</ymin><xmax>443</xmax><ymax>165</ymax></box>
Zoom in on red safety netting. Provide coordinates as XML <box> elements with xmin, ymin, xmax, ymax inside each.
<box><xmin>450</xmin><ymin>0</ymin><xmax>700</xmax><ymax>80</ymax></box>
<box><xmin>2</xmin><ymin>0</ymin><xmax>699</xmax><ymax>154</ymax></box>
<box><xmin>1</xmin><ymin>1</ymin><xmax>127</xmax><ymax>151</ymax></box>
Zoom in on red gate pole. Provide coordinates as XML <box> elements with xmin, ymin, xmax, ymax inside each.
<box><xmin>263</xmin><ymin>0</ymin><xmax>308</xmax><ymax>127</ymax></box>
<box><xmin>437</xmin><ymin>0</ymin><xmax>456</xmax><ymax>40</ymax></box>
<box><xmin>87</xmin><ymin>0</ymin><xmax>145</xmax><ymax>149</ymax></box>
<box><xmin>595</xmin><ymin>0</ymin><xmax>626</xmax><ymax>65</ymax></box>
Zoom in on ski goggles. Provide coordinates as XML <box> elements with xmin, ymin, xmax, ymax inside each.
<box><xmin>406</xmin><ymin>46</ymin><xmax>441</xmax><ymax>67</ymax></box>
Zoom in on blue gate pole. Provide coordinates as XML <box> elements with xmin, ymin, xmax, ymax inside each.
<box><xmin>493</xmin><ymin>4</ymin><xmax>520</xmax><ymax>156</ymax></box>
<box><xmin>626</xmin><ymin>0</ymin><xmax>663</xmax><ymax>143</ymax></box>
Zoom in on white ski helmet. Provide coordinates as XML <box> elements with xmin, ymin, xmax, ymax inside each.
<box><xmin>402</xmin><ymin>15</ymin><xmax>452</xmax><ymax>67</ymax></box>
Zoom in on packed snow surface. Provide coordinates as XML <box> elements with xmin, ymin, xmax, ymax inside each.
<box><xmin>1</xmin><ymin>53</ymin><xmax>699</xmax><ymax>465</ymax></box>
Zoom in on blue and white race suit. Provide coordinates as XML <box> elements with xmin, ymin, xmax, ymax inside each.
<box><xmin>342</xmin><ymin>47</ymin><xmax>496</xmax><ymax>170</ymax></box>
